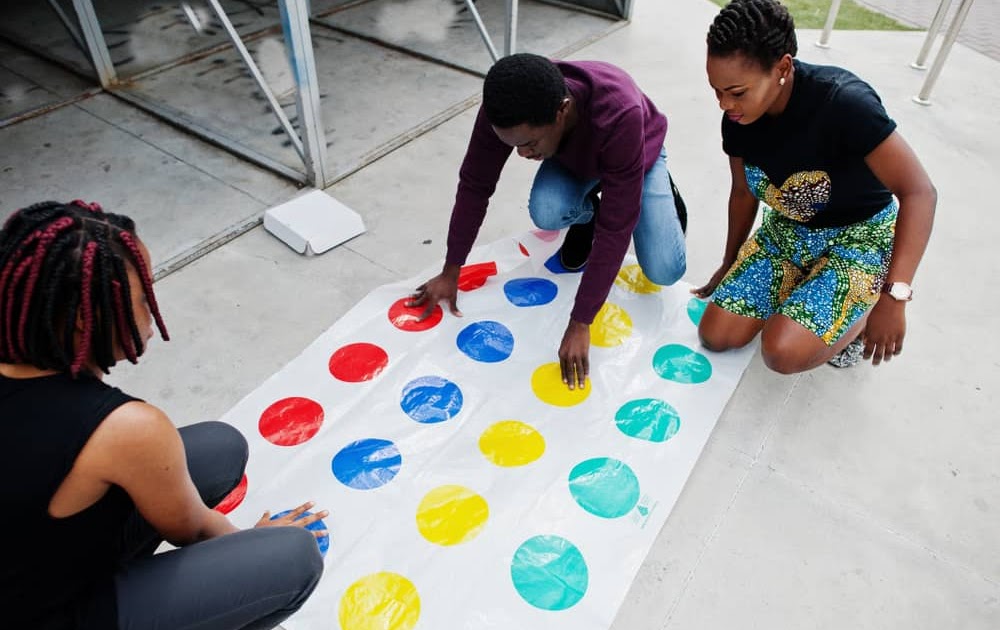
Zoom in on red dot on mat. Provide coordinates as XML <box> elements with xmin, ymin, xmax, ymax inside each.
<box><xmin>259</xmin><ymin>397</ymin><xmax>324</xmax><ymax>446</ymax></box>
<box><xmin>215</xmin><ymin>474</ymin><xmax>248</xmax><ymax>514</ymax></box>
<box><xmin>519</xmin><ymin>243</ymin><xmax>529</xmax><ymax>256</ymax></box>
<box><xmin>329</xmin><ymin>342</ymin><xmax>389</xmax><ymax>382</ymax></box>
<box><xmin>388</xmin><ymin>297</ymin><xmax>443</xmax><ymax>332</ymax></box>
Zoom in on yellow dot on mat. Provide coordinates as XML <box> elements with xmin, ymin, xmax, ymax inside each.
<box><xmin>479</xmin><ymin>420</ymin><xmax>546</xmax><ymax>467</ymax></box>
<box><xmin>416</xmin><ymin>485</ymin><xmax>489</xmax><ymax>546</ymax></box>
<box><xmin>615</xmin><ymin>264</ymin><xmax>661</xmax><ymax>294</ymax></box>
<box><xmin>590</xmin><ymin>302</ymin><xmax>633</xmax><ymax>348</ymax></box>
<box><xmin>530</xmin><ymin>362</ymin><xmax>591</xmax><ymax>407</ymax></box>
<box><xmin>338</xmin><ymin>572</ymin><xmax>420</xmax><ymax>630</ymax></box>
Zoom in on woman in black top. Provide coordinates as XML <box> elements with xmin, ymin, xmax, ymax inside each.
<box><xmin>0</xmin><ymin>201</ymin><xmax>326</xmax><ymax>629</ymax></box>
<box><xmin>694</xmin><ymin>0</ymin><xmax>936</xmax><ymax>371</ymax></box>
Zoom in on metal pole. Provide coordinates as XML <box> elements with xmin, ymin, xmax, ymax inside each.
<box><xmin>47</xmin><ymin>0</ymin><xmax>87</xmax><ymax>55</ymax></box>
<box><xmin>912</xmin><ymin>0</ymin><xmax>954</xmax><ymax>69</ymax></box>
<box><xmin>71</xmin><ymin>0</ymin><xmax>117</xmax><ymax>87</ymax></box>
<box><xmin>204</xmin><ymin>0</ymin><xmax>305</xmax><ymax>159</ymax></box>
<box><xmin>504</xmin><ymin>0</ymin><xmax>518</xmax><ymax>57</ymax></box>
<box><xmin>464</xmin><ymin>0</ymin><xmax>500</xmax><ymax>62</ymax></box>
<box><xmin>815</xmin><ymin>0</ymin><xmax>842</xmax><ymax>49</ymax></box>
<box><xmin>913</xmin><ymin>0</ymin><xmax>975</xmax><ymax>105</ymax></box>
<box><xmin>279</xmin><ymin>0</ymin><xmax>331</xmax><ymax>187</ymax></box>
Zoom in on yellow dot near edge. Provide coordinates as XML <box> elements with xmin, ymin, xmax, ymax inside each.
<box><xmin>591</xmin><ymin>302</ymin><xmax>633</xmax><ymax>348</ymax></box>
<box><xmin>416</xmin><ymin>485</ymin><xmax>489</xmax><ymax>546</ymax></box>
<box><xmin>530</xmin><ymin>362</ymin><xmax>592</xmax><ymax>407</ymax></box>
<box><xmin>479</xmin><ymin>420</ymin><xmax>546</xmax><ymax>467</ymax></box>
<box><xmin>339</xmin><ymin>572</ymin><xmax>420</xmax><ymax>630</ymax></box>
<box><xmin>615</xmin><ymin>264</ymin><xmax>661</xmax><ymax>294</ymax></box>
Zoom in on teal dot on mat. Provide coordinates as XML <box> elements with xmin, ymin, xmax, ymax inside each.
<box><xmin>510</xmin><ymin>535</ymin><xmax>589</xmax><ymax>611</ymax></box>
<box><xmin>567</xmin><ymin>457</ymin><xmax>640</xmax><ymax>519</ymax></box>
<box><xmin>687</xmin><ymin>298</ymin><xmax>707</xmax><ymax>326</ymax></box>
<box><xmin>615</xmin><ymin>398</ymin><xmax>680</xmax><ymax>443</ymax></box>
<box><xmin>652</xmin><ymin>344</ymin><xmax>712</xmax><ymax>384</ymax></box>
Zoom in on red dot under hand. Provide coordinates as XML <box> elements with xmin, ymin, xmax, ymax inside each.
<box><xmin>388</xmin><ymin>297</ymin><xmax>443</xmax><ymax>332</ymax></box>
<box><xmin>259</xmin><ymin>397</ymin><xmax>324</xmax><ymax>446</ymax></box>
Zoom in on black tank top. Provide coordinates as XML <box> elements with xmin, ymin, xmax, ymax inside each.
<box><xmin>1</xmin><ymin>371</ymin><xmax>138</xmax><ymax>628</ymax></box>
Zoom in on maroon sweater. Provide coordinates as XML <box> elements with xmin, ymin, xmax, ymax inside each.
<box><xmin>445</xmin><ymin>60</ymin><xmax>668</xmax><ymax>324</ymax></box>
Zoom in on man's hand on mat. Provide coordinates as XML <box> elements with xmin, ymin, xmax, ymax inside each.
<box><xmin>559</xmin><ymin>320</ymin><xmax>590</xmax><ymax>390</ymax></box>
<box><xmin>408</xmin><ymin>264</ymin><xmax>462</xmax><ymax>321</ymax></box>
<box><xmin>862</xmin><ymin>297</ymin><xmax>906</xmax><ymax>366</ymax></box>
<box><xmin>256</xmin><ymin>501</ymin><xmax>329</xmax><ymax>538</ymax></box>
<box><xmin>692</xmin><ymin>264</ymin><xmax>731</xmax><ymax>298</ymax></box>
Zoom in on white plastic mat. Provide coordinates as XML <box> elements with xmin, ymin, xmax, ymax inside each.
<box><xmin>216</xmin><ymin>229</ymin><xmax>756</xmax><ymax>630</ymax></box>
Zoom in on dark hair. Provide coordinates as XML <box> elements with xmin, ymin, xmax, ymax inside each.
<box><xmin>482</xmin><ymin>53</ymin><xmax>568</xmax><ymax>128</ymax></box>
<box><xmin>0</xmin><ymin>201</ymin><xmax>168</xmax><ymax>376</ymax></box>
<box><xmin>707</xmin><ymin>0</ymin><xmax>798</xmax><ymax>69</ymax></box>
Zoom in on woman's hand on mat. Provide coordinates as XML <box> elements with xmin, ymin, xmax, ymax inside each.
<box><xmin>862</xmin><ymin>297</ymin><xmax>906</xmax><ymax>365</ymax></box>
<box><xmin>559</xmin><ymin>320</ymin><xmax>590</xmax><ymax>390</ymax></box>
<box><xmin>256</xmin><ymin>501</ymin><xmax>329</xmax><ymax>537</ymax></box>
<box><xmin>692</xmin><ymin>264</ymin><xmax>731</xmax><ymax>298</ymax></box>
<box><xmin>408</xmin><ymin>265</ymin><xmax>462</xmax><ymax>320</ymax></box>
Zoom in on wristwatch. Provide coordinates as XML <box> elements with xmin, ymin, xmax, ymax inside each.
<box><xmin>884</xmin><ymin>281</ymin><xmax>913</xmax><ymax>302</ymax></box>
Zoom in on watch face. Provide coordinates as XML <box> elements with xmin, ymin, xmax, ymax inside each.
<box><xmin>889</xmin><ymin>283</ymin><xmax>912</xmax><ymax>300</ymax></box>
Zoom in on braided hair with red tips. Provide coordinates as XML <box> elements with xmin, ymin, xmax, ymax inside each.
<box><xmin>0</xmin><ymin>201</ymin><xmax>169</xmax><ymax>377</ymax></box>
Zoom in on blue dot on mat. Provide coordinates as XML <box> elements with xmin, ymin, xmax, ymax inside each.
<box><xmin>456</xmin><ymin>320</ymin><xmax>514</xmax><ymax>363</ymax></box>
<box><xmin>687</xmin><ymin>298</ymin><xmax>707</xmax><ymax>326</ymax></box>
<box><xmin>270</xmin><ymin>509</ymin><xmax>330</xmax><ymax>556</ymax></box>
<box><xmin>332</xmin><ymin>438</ymin><xmax>402</xmax><ymax>490</ymax></box>
<box><xmin>400</xmin><ymin>376</ymin><xmax>464</xmax><ymax>424</ymax></box>
<box><xmin>544</xmin><ymin>252</ymin><xmax>580</xmax><ymax>274</ymax></box>
<box><xmin>511</xmin><ymin>535</ymin><xmax>589</xmax><ymax>611</ymax></box>
<box><xmin>615</xmin><ymin>398</ymin><xmax>680</xmax><ymax>443</ymax></box>
<box><xmin>652</xmin><ymin>344</ymin><xmax>713</xmax><ymax>384</ymax></box>
<box><xmin>503</xmin><ymin>277</ymin><xmax>558</xmax><ymax>307</ymax></box>
<box><xmin>568</xmin><ymin>457</ymin><xmax>640</xmax><ymax>518</ymax></box>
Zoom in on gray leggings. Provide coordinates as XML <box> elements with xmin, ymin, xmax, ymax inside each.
<box><xmin>114</xmin><ymin>422</ymin><xmax>324</xmax><ymax>630</ymax></box>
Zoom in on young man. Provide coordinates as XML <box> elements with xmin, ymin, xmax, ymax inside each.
<box><xmin>409</xmin><ymin>53</ymin><xmax>688</xmax><ymax>389</ymax></box>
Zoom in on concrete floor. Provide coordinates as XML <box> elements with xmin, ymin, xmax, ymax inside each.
<box><xmin>2</xmin><ymin>0</ymin><xmax>999</xmax><ymax>628</ymax></box>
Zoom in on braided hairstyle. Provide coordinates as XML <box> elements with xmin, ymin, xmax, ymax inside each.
<box><xmin>483</xmin><ymin>53</ymin><xmax>568</xmax><ymax>128</ymax></box>
<box><xmin>707</xmin><ymin>0</ymin><xmax>798</xmax><ymax>69</ymax></box>
<box><xmin>0</xmin><ymin>201</ymin><xmax>168</xmax><ymax>377</ymax></box>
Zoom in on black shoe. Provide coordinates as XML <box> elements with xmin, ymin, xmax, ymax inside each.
<box><xmin>559</xmin><ymin>190</ymin><xmax>599</xmax><ymax>271</ymax></box>
<box><xmin>669</xmin><ymin>171</ymin><xmax>688</xmax><ymax>234</ymax></box>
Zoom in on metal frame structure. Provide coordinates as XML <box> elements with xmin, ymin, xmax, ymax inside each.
<box><xmin>66</xmin><ymin>0</ymin><xmax>526</xmax><ymax>187</ymax></box>
<box><xmin>816</xmin><ymin>0</ymin><xmax>977</xmax><ymax>105</ymax></box>
<box><xmin>912</xmin><ymin>0</ymin><xmax>976</xmax><ymax>105</ymax></box>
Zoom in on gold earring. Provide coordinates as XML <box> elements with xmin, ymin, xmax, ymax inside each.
<box><xmin>779</xmin><ymin>77</ymin><xmax>786</xmax><ymax>86</ymax></box>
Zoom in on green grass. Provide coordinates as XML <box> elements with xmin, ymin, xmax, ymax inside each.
<box><xmin>708</xmin><ymin>0</ymin><xmax>918</xmax><ymax>31</ymax></box>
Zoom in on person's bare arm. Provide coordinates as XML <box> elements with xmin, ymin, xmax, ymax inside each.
<box><xmin>87</xmin><ymin>403</ymin><xmax>327</xmax><ymax>545</ymax></box>
<box><xmin>692</xmin><ymin>156</ymin><xmax>758</xmax><ymax>297</ymax></box>
<box><xmin>862</xmin><ymin>131</ymin><xmax>936</xmax><ymax>364</ymax></box>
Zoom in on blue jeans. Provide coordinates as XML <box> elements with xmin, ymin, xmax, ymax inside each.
<box><xmin>527</xmin><ymin>147</ymin><xmax>687</xmax><ymax>285</ymax></box>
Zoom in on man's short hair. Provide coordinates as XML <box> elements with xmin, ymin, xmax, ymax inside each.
<box><xmin>483</xmin><ymin>53</ymin><xmax>568</xmax><ymax>129</ymax></box>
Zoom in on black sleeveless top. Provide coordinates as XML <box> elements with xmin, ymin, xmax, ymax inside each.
<box><xmin>0</xmin><ymin>371</ymin><xmax>138</xmax><ymax>628</ymax></box>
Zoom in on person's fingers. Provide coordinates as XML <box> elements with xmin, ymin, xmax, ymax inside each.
<box><xmin>311</xmin><ymin>528</ymin><xmax>328</xmax><ymax>539</ymax></box>
<box><xmin>406</xmin><ymin>291</ymin><xmax>427</xmax><ymax>308</ymax></box>
<box><xmin>448</xmin><ymin>297</ymin><xmax>462</xmax><ymax>317</ymax></box>
<box><xmin>870</xmin><ymin>341</ymin><xmax>885</xmax><ymax>366</ymax></box>
<box><xmin>415</xmin><ymin>303</ymin><xmax>436</xmax><ymax>322</ymax></box>
<box><xmin>293</xmin><ymin>510</ymin><xmax>329</xmax><ymax>528</ymax></box>
<box><xmin>893</xmin><ymin>338</ymin><xmax>904</xmax><ymax>355</ymax></box>
<box><xmin>578</xmin><ymin>357</ymin><xmax>589</xmax><ymax>389</ymax></box>
<box><xmin>560</xmin><ymin>358</ymin><xmax>572</xmax><ymax>389</ymax></box>
<box><xmin>283</xmin><ymin>501</ymin><xmax>314</xmax><ymax>520</ymax></box>
<box><xmin>862</xmin><ymin>337</ymin><xmax>875</xmax><ymax>360</ymax></box>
